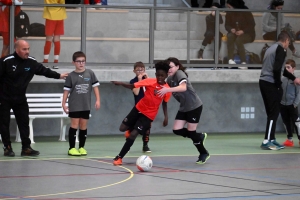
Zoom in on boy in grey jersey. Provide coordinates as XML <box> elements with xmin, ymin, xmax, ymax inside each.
<box><xmin>62</xmin><ymin>51</ymin><xmax>100</xmax><ymax>156</ymax></box>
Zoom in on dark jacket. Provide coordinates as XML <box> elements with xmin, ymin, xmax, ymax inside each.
<box><xmin>225</xmin><ymin>6</ymin><xmax>256</xmax><ymax>41</ymax></box>
<box><xmin>204</xmin><ymin>13</ymin><xmax>223</xmax><ymax>37</ymax></box>
<box><xmin>0</xmin><ymin>52</ymin><xmax>60</xmax><ymax>100</ymax></box>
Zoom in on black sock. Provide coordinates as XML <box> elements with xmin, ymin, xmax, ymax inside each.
<box><xmin>68</xmin><ymin>127</ymin><xmax>77</xmax><ymax>149</ymax></box>
<box><xmin>143</xmin><ymin>129</ymin><xmax>150</xmax><ymax>146</ymax></box>
<box><xmin>188</xmin><ymin>130</ymin><xmax>207</xmax><ymax>154</ymax></box>
<box><xmin>79</xmin><ymin>129</ymin><xmax>87</xmax><ymax>148</ymax></box>
<box><xmin>119</xmin><ymin>138</ymin><xmax>135</xmax><ymax>158</ymax></box>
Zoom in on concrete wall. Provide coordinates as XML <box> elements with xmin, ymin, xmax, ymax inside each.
<box><xmin>9</xmin><ymin>69</ymin><xmax>300</xmax><ymax>137</ymax></box>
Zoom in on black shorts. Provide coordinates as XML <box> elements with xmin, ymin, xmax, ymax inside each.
<box><xmin>175</xmin><ymin>106</ymin><xmax>202</xmax><ymax>123</ymax></box>
<box><xmin>122</xmin><ymin>106</ymin><xmax>152</xmax><ymax>135</ymax></box>
<box><xmin>69</xmin><ymin>110</ymin><xmax>90</xmax><ymax>119</ymax></box>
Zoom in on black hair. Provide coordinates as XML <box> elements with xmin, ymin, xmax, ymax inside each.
<box><xmin>166</xmin><ymin>57</ymin><xmax>188</xmax><ymax>77</ymax></box>
<box><xmin>72</xmin><ymin>51</ymin><xmax>86</xmax><ymax>62</ymax></box>
<box><xmin>269</xmin><ymin>0</ymin><xmax>284</xmax><ymax>9</ymax></box>
<box><xmin>226</xmin><ymin>0</ymin><xmax>245</xmax><ymax>8</ymax></box>
<box><xmin>211</xmin><ymin>2</ymin><xmax>221</xmax><ymax>8</ymax></box>
<box><xmin>277</xmin><ymin>31</ymin><xmax>290</xmax><ymax>42</ymax></box>
<box><xmin>154</xmin><ymin>61</ymin><xmax>170</xmax><ymax>74</ymax></box>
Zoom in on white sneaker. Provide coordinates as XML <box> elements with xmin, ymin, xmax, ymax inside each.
<box><xmin>96</xmin><ymin>3</ymin><xmax>106</xmax><ymax>10</ymax></box>
<box><xmin>292</xmin><ymin>51</ymin><xmax>300</xmax><ymax>58</ymax></box>
<box><xmin>228</xmin><ymin>59</ymin><xmax>236</xmax><ymax>64</ymax></box>
<box><xmin>238</xmin><ymin>62</ymin><xmax>248</xmax><ymax>69</ymax></box>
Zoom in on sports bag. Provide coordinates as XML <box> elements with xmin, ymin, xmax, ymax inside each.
<box><xmin>14</xmin><ymin>10</ymin><xmax>30</xmax><ymax>37</ymax></box>
<box><xmin>29</xmin><ymin>23</ymin><xmax>45</xmax><ymax>37</ymax></box>
<box><xmin>261</xmin><ymin>43</ymin><xmax>270</xmax><ymax>63</ymax></box>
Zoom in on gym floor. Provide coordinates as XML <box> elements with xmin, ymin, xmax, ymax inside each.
<box><xmin>1</xmin><ymin>132</ymin><xmax>300</xmax><ymax>200</ymax></box>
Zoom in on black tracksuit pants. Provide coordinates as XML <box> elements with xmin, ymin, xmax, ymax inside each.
<box><xmin>259</xmin><ymin>80</ymin><xmax>283</xmax><ymax>140</ymax></box>
<box><xmin>0</xmin><ymin>98</ymin><xmax>31</xmax><ymax>148</ymax></box>
<box><xmin>280</xmin><ymin>104</ymin><xmax>300</xmax><ymax>139</ymax></box>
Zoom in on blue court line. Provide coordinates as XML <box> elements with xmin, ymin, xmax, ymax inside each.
<box><xmin>188</xmin><ymin>193</ymin><xmax>300</xmax><ymax>199</ymax></box>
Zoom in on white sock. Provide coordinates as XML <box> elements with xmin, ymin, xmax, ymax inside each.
<box><xmin>263</xmin><ymin>140</ymin><xmax>269</xmax><ymax>144</ymax></box>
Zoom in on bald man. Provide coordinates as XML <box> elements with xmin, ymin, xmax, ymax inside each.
<box><xmin>0</xmin><ymin>40</ymin><xmax>68</xmax><ymax>157</ymax></box>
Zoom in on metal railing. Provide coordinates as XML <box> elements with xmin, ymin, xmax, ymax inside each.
<box><xmin>5</xmin><ymin>3</ymin><xmax>299</xmax><ymax>68</ymax></box>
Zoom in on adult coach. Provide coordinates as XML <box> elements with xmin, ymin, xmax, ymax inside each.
<box><xmin>259</xmin><ymin>31</ymin><xmax>300</xmax><ymax>150</ymax></box>
<box><xmin>0</xmin><ymin>40</ymin><xmax>68</xmax><ymax>157</ymax></box>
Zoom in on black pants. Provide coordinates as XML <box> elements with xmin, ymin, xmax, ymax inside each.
<box><xmin>0</xmin><ymin>98</ymin><xmax>31</xmax><ymax>148</ymax></box>
<box><xmin>227</xmin><ymin>33</ymin><xmax>253</xmax><ymax>62</ymax></box>
<box><xmin>280</xmin><ymin>104</ymin><xmax>299</xmax><ymax>139</ymax></box>
<box><xmin>202</xmin><ymin>32</ymin><xmax>222</xmax><ymax>51</ymax></box>
<box><xmin>259</xmin><ymin>80</ymin><xmax>283</xmax><ymax>140</ymax></box>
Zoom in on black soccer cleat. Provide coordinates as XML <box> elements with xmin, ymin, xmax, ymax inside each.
<box><xmin>196</xmin><ymin>152</ymin><xmax>210</xmax><ymax>164</ymax></box>
<box><xmin>142</xmin><ymin>145</ymin><xmax>151</xmax><ymax>153</ymax></box>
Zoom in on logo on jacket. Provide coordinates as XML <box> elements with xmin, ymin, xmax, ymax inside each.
<box><xmin>24</xmin><ymin>68</ymin><xmax>30</xmax><ymax>71</ymax></box>
<box><xmin>84</xmin><ymin>78</ymin><xmax>90</xmax><ymax>81</ymax></box>
<box><xmin>12</xmin><ymin>65</ymin><xmax>17</xmax><ymax>71</ymax></box>
<box><xmin>79</xmin><ymin>75</ymin><xmax>83</xmax><ymax>78</ymax></box>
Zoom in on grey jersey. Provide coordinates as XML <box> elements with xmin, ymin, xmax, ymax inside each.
<box><xmin>167</xmin><ymin>70</ymin><xmax>202</xmax><ymax>112</ymax></box>
<box><xmin>260</xmin><ymin>42</ymin><xmax>286</xmax><ymax>84</ymax></box>
<box><xmin>63</xmin><ymin>69</ymin><xmax>100</xmax><ymax>112</ymax></box>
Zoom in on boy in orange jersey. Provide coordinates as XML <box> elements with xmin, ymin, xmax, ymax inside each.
<box><xmin>111</xmin><ymin>61</ymin><xmax>171</xmax><ymax>165</ymax></box>
<box><xmin>43</xmin><ymin>0</ymin><xmax>67</xmax><ymax>69</ymax></box>
<box><xmin>124</xmin><ymin>61</ymin><xmax>152</xmax><ymax>153</ymax></box>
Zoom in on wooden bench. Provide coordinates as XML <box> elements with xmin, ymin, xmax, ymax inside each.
<box><xmin>9</xmin><ymin>93</ymin><xmax>71</xmax><ymax>143</ymax></box>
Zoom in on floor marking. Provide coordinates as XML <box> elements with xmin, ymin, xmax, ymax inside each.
<box><xmin>2</xmin><ymin>158</ymin><xmax>134</xmax><ymax>199</ymax></box>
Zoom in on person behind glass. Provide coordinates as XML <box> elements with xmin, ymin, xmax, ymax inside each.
<box><xmin>43</xmin><ymin>0</ymin><xmax>67</xmax><ymax>69</ymax></box>
<box><xmin>124</xmin><ymin>62</ymin><xmax>152</xmax><ymax>153</ymax></box>
<box><xmin>280</xmin><ymin>59</ymin><xmax>300</xmax><ymax>147</ymax></box>
<box><xmin>198</xmin><ymin>2</ymin><xmax>223</xmax><ymax>60</ymax></box>
<box><xmin>62</xmin><ymin>51</ymin><xmax>100</xmax><ymax>156</ymax></box>
<box><xmin>262</xmin><ymin>0</ymin><xmax>300</xmax><ymax>58</ymax></box>
<box><xmin>0</xmin><ymin>40</ymin><xmax>68</xmax><ymax>157</ymax></box>
<box><xmin>225</xmin><ymin>0</ymin><xmax>255</xmax><ymax>67</ymax></box>
<box><xmin>0</xmin><ymin>0</ymin><xmax>22</xmax><ymax>58</ymax></box>
<box><xmin>259</xmin><ymin>31</ymin><xmax>300</xmax><ymax>151</ymax></box>
<box><xmin>157</xmin><ymin>57</ymin><xmax>210</xmax><ymax>164</ymax></box>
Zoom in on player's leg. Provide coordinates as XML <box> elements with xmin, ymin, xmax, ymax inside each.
<box><xmin>114</xmin><ymin>113</ymin><xmax>151</xmax><ymax>165</ymax></box>
<box><xmin>68</xmin><ymin>112</ymin><xmax>81</xmax><ymax>156</ymax></box>
<box><xmin>53</xmin><ymin>20</ymin><xmax>64</xmax><ymax>67</ymax></box>
<box><xmin>185</xmin><ymin>106</ymin><xmax>210</xmax><ymax>164</ymax></box>
<box><xmin>142</xmin><ymin>122</ymin><xmax>151</xmax><ymax>153</ymax></box>
<box><xmin>78</xmin><ymin>111</ymin><xmax>90</xmax><ymax>155</ymax></box>
<box><xmin>43</xmin><ymin>19</ymin><xmax>55</xmax><ymax>63</ymax></box>
<box><xmin>0</xmin><ymin>99</ymin><xmax>15</xmax><ymax>157</ymax></box>
<box><xmin>113</xmin><ymin>107</ymin><xmax>140</xmax><ymax>165</ymax></box>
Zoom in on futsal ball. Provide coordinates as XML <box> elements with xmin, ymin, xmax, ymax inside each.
<box><xmin>136</xmin><ymin>155</ymin><xmax>153</xmax><ymax>172</ymax></box>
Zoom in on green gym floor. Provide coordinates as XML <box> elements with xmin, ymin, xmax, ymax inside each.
<box><xmin>1</xmin><ymin>133</ymin><xmax>300</xmax><ymax>200</ymax></box>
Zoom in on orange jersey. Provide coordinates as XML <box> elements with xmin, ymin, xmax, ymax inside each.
<box><xmin>134</xmin><ymin>78</ymin><xmax>171</xmax><ymax>120</ymax></box>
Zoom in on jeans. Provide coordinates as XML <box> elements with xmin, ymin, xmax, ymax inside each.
<box><xmin>227</xmin><ymin>32</ymin><xmax>253</xmax><ymax>62</ymax></box>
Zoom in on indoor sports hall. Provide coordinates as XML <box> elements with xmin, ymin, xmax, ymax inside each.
<box><xmin>1</xmin><ymin>0</ymin><xmax>300</xmax><ymax>199</ymax></box>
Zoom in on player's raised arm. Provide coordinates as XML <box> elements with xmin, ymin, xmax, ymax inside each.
<box><xmin>111</xmin><ymin>81</ymin><xmax>134</xmax><ymax>90</ymax></box>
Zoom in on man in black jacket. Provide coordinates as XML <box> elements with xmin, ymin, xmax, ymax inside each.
<box><xmin>0</xmin><ymin>40</ymin><xmax>68</xmax><ymax>157</ymax></box>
